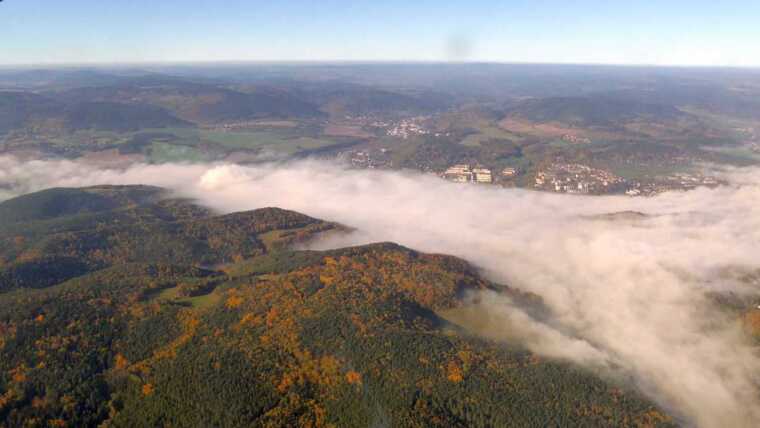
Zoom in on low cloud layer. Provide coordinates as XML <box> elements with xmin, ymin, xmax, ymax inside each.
<box><xmin>2</xmin><ymin>155</ymin><xmax>760</xmax><ymax>427</ymax></box>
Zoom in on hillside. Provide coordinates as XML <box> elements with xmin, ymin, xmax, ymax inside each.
<box><xmin>59</xmin><ymin>77</ymin><xmax>325</xmax><ymax>124</ymax></box>
<box><xmin>62</xmin><ymin>102</ymin><xmax>192</xmax><ymax>132</ymax></box>
<box><xmin>505</xmin><ymin>96</ymin><xmax>686</xmax><ymax>127</ymax></box>
<box><xmin>1</xmin><ymin>76</ymin><xmax>326</xmax><ymax>139</ymax></box>
<box><xmin>0</xmin><ymin>92</ymin><xmax>63</xmax><ymax>135</ymax></box>
<box><xmin>292</xmin><ymin>82</ymin><xmax>450</xmax><ymax>117</ymax></box>
<box><xmin>0</xmin><ymin>186</ymin><xmax>338</xmax><ymax>292</ymax></box>
<box><xmin>0</xmin><ymin>69</ymin><xmax>129</xmax><ymax>90</ymax></box>
<box><xmin>0</xmin><ymin>92</ymin><xmax>190</xmax><ymax>135</ymax></box>
<box><xmin>0</xmin><ymin>185</ymin><xmax>164</xmax><ymax>225</ymax></box>
<box><xmin>496</xmin><ymin>95</ymin><xmax>711</xmax><ymax>145</ymax></box>
<box><xmin>0</xmin><ymin>186</ymin><xmax>675</xmax><ymax>427</ymax></box>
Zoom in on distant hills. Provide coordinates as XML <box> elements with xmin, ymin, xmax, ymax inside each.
<box><xmin>0</xmin><ymin>71</ymin><xmax>452</xmax><ymax>137</ymax></box>
<box><xmin>0</xmin><ymin>92</ymin><xmax>189</xmax><ymax>134</ymax></box>
<box><xmin>496</xmin><ymin>94</ymin><xmax>712</xmax><ymax>143</ymax></box>
<box><xmin>63</xmin><ymin>102</ymin><xmax>193</xmax><ymax>132</ymax></box>
<box><xmin>2</xmin><ymin>64</ymin><xmax>758</xmax><ymax>192</ymax></box>
<box><xmin>0</xmin><ymin>186</ymin><xmax>675</xmax><ymax>427</ymax></box>
<box><xmin>0</xmin><ymin>92</ymin><xmax>62</xmax><ymax>134</ymax></box>
<box><xmin>60</xmin><ymin>77</ymin><xmax>326</xmax><ymax>124</ymax></box>
<box><xmin>288</xmin><ymin>81</ymin><xmax>451</xmax><ymax>116</ymax></box>
<box><xmin>0</xmin><ymin>69</ymin><xmax>131</xmax><ymax>90</ymax></box>
<box><xmin>0</xmin><ymin>79</ymin><xmax>324</xmax><ymax>134</ymax></box>
<box><xmin>505</xmin><ymin>96</ymin><xmax>687</xmax><ymax>128</ymax></box>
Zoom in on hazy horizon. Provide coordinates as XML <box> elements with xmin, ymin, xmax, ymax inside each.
<box><xmin>3</xmin><ymin>60</ymin><xmax>760</xmax><ymax>71</ymax></box>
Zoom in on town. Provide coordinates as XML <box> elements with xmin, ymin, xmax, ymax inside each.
<box><xmin>337</xmin><ymin>148</ymin><xmax>393</xmax><ymax>169</ymax></box>
<box><xmin>625</xmin><ymin>173</ymin><xmax>722</xmax><ymax>196</ymax></box>
<box><xmin>330</xmin><ymin>145</ymin><xmax>724</xmax><ymax>197</ymax></box>
<box><xmin>385</xmin><ymin>118</ymin><xmax>430</xmax><ymax>139</ymax></box>
<box><xmin>533</xmin><ymin>162</ymin><xmax>626</xmax><ymax>194</ymax></box>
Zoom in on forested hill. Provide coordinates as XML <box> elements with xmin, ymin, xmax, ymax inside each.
<box><xmin>0</xmin><ymin>185</ymin><xmax>337</xmax><ymax>292</ymax></box>
<box><xmin>0</xmin><ymin>186</ymin><xmax>675</xmax><ymax>427</ymax></box>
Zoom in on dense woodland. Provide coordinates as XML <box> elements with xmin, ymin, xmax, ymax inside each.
<box><xmin>0</xmin><ymin>186</ymin><xmax>676</xmax><ymax>427</ymax></box>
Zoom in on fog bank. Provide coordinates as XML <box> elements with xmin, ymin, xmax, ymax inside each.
<box><xmin>2</xmin><ymin>155</ymin><xmax>760</xmax><ymax>427</ymax></box>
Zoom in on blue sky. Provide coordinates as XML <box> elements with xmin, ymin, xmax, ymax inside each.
<box><xmin>1</xmin><ymin>0</ymin><xmax>759</xmax><ymax>66</ymax></box>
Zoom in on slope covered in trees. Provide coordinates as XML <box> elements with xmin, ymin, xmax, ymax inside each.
<box><xmin>0</xmin><ymin>186</ymin><xmax>674</xmax><ymax>427</ymax></box>
<box><xmin>0</xmin><ymin>186</ymin><xmax>338</xmax><ymax>292</ymax></box>
<box><xmin>505</xmin><ymin>96</ymin><xmax>686</xmax><ymax>127</ymax></box>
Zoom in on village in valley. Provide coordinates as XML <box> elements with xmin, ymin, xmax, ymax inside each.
<box><xmin>311</xmin><ymin>104</ymin><xmax>735</xmax><ymax>197</ymax></box>
<box><xmin>332</xmin><ymin>138</ymin><xmax>723</xmax><ymax>196</ymax></box>
<box><xmin>1</xmin><ymin>63</ymin><xmax>749</xmax><ymax>200</ymax></box>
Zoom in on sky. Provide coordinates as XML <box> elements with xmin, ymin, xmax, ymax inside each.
<box><xmin>1</xmin><ymin>0</ymin><xmax>760</xmax><ymax>66</ymax></box>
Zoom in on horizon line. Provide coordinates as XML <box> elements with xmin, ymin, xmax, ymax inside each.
<box><xmin>1</xmin><ymin>59</ymin><xmax>760</xmax><ymax>71</ymax></box>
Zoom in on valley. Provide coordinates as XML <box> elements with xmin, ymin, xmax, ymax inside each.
<box><xmin>3</xmin><ymin>65</ymin><xmax>760</xmax><ymax>197</ymax></box>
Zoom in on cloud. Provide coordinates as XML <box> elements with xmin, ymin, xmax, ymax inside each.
<box><xmin>2</xmin><ymin>155</ymin><xmax>760</xmax><ymax>427</ymax></box>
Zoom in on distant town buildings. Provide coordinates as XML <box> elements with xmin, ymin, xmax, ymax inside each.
<box><xmin>473</xmin><ymin>168</ymin><xmax>493</xmax><ymax>183</ymax></box>
<box><xmin>501</xmin><ymin>167</ymin><xmax>517</xmax><ymax>178</ymax></box>
<box><xmin>444</xmin><ymin>164</ymin><xmax>472</xmax><ymax>182</ymax></box>
<box><xmin>534</xmin><ymin>162</ymin><xmax>625</xmax><ymax>194</ymax></box>
<box><xmin>443</xmin><ymin>164</ymin><xmax>493</xmax><ymax>183</ymax></box>
<box><xmin>336</xmin><ymin>148</ymin><xmax>393</xmax><ymax>170</ymax></box>
<box><xmin>622</xmin><ymin>173</ymin><xmax>722</xmax><ymax>196</ymax></box>
<box><xmin>386</xmin><ymin>117</ymin><xmax>432</xmax><ymax>139</ymax></box>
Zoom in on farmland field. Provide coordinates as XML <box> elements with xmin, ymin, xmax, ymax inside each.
<box><xmin>139</xmin><ymin>127</ymin><xmax>347</xmax><ymax>155</ymax></box>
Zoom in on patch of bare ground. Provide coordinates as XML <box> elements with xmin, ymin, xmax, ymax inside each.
<box><xmin>76</xmin><ymin>149</ymin><xmax>146</xmax><ymax>168</ymax></box>
<box><xmin>323</xmin><ymin>123</ymin><xmax>373</xmax><ymax>138</ymax></box>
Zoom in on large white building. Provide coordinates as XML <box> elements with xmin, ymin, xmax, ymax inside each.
<box><xmin>501</xmin><ymin>167</ymin><xmax>517</xmax><ymax>178</ymax></box>
<box><xmin>472</xmin><ymin>168</ymin><xmax>493</xmax><ymax>183</ymax></box>
<box><xmin>444</xmin><ymin>164</ymin><xmax>493</xmax><ymax>184</ymax></box>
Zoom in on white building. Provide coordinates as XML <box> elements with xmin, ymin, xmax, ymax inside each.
<box><xmin>445</xmin><ymin>164</ymin><xmax>471</xmax><ymax>175</ymax></box>
<box><xmin>501</xmin><ymin>167</ymin><xmax>517</xmax><ymax>177</ymax></box>
<box><xmin>473</xmin><ymin>168</ymin><xmax>493</xmax><ymax>183</ymax></box>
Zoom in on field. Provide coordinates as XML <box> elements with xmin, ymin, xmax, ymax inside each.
<box><xmin>498</xmin><ymin>117</ymin><xmax>622</xmax><ymax>141</ymax></box>
<box><xmin>1</xmin><ymin>123</ymin><xmax>355</xmax><ymax>163</ymax></box>
<box><xmin>460</xmin><ymin>122</ymin><xmax>523</xmax><ymax>147</ymax></box>
<box><xmin>151</xmin><ymin>285</ymin><xmax>223</xmax><ymax>310</ymax></box>
<box><xmin>137</xmin><ymin>127</ymin><xmax>349</xmax><ymax>157</ymax></box>
<box><xmin>148</xmin><ymin>142</ymin><xmax>217</xmax><ymax>163</ymax></box>
<box><xmin>701</xmin><ymin>145</ymin><xmax>760</xmax><ymax>164</ymax></box>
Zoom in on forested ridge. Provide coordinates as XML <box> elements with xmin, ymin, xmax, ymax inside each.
<box><xmin>0</xmin><ymin>186</ymin><xmax>675</xmax><ymax>427</ymax></box>
<box><xmin>0</xmin><ymin>185</ymin><xmax>336</xmax><ymax>292</ymax></box>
